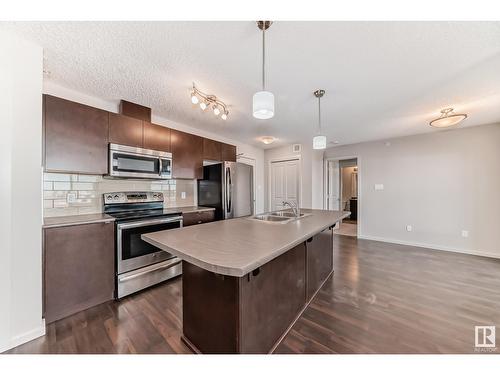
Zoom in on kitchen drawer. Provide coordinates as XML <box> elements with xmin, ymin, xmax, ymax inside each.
<box><xmin>183</xmin><ymin>210</ymin><xmax>215</xmax><ymax>227</ymax></box>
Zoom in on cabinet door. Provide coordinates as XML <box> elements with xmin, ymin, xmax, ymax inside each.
<box><xmin>44</xmin><ymin>222</ymin><xmax>115</xmax><ymax>323</ymax></box>
<box><xmin>171</xmin><ymin>129</ymin><xmax>203</xmax><ymax>179</ymax></box>
<box><xmin>306</xmin><ymin>227</ymin><xmax>334</xmax><ymax>301</ymax></box>
<box><xmin>239</xmin><ymin>243</ymin><xmax>307</xmax><ymax>353</ymax></box>
<box><xmin>182</xmin><ymin>211</ymin><xmax>215</xmax><ymax>226</ymax></box>
<box><xmin>108</xmin><ymin>112</ymin><xmax>144</xmax><ymax>148</ymax></box>
<box><xmin>44</xmin><ymin>95</ymin><xmax>109</xmax><ymax>174</ymax></box>
<box><xmin>221</xmin><ymin>143</ymin><xmax>237</xmax><ymax>162</ymax></box>
<box><xmin>203</xmin><ymin>138</ymin><xmax>222</xmax><ymax>161</ymax></box>
<box><xmin>143</xmin><ymin>122</ymin><xmax>171</xmax><ymax>152</ymax></box>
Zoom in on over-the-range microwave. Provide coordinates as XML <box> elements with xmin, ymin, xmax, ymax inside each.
<box><xmin>108</xmin><ymin>143</ymin><xmax>172</xmax><ymax>179</ymax></box>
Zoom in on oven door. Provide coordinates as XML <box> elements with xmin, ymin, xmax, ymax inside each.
<box><xmin>116</xmin><ymin>216</ymin><xmax>182</xmax><ymax>274</ymax></box>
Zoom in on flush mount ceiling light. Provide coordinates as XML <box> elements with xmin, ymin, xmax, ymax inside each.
<box><xmin>430</xmin><ymin>108</ymin><xmax>467</xmax><ymax>128</ymax></box>
<box><xmin>312</xmin><ymin>89</ymin><xmax>327</xmax><ymax>150</ymax></box>
<box><xmin>190</xmin><ymin>83</ymin><xmax>229</xmax><ymax>120</ymax></box>
<box><xmin>253</xmin><ymin>21</ymin><xmax>274</xmax><ymax>120</ymax></box>
<box><xmin>261</xmin><ymin>136</ymin><xmax>275</xmax><ymax>145</ymax></box>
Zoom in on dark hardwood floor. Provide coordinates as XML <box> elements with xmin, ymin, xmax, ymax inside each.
<box><xmin>6</xmin><ymin>236</ymin><xmax>500</xmax><ymax>354</ymax></box>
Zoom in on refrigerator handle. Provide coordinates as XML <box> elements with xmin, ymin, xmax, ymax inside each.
<box><xmin>225</xmin><ymin>166</ymin><xmax>230</xmax><ymax>214</ymax></box>
<box><xmin>226</xmin><ymin>167</ymin><xmax>233</xmax><ymax>213</ymax></box>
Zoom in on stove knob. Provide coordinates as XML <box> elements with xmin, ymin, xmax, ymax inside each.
<box><xmin>106</xmin><ymin>194</ymin><xmax>113</xmax><ymax>201</ymax></box>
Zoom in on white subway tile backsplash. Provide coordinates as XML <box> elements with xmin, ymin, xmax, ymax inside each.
<box><xmin>53</xmin><ymin>182</ymin><xmax>71</xmax><ymax>190</ymax></box>
<box><xmin>72</xmin><ymin>182</ymin><xmax>94</xmax><ymax>190</ymax></box>
<box><xmin>53</xmin><ymin>199</ymin><xmax>69</xmax><ymax>208</ymax></box>
<box><xmin>43</xmin><ymin>173</ymin><xmax>196</xmax><ymax>217</ymax></box>
<box><xmin>44</xmin><ymin>173</ymin><xmax>71</xmax><ymax>182</ymax></box>
<box><xmin>78</xmin><ymin>175</ymin><xmax>102</xmax><ymax>182</ymax></box>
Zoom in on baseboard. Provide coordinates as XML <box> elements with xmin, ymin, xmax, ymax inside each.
<box><xmin>0</xmin><ymin>319</ymin><xmax>46</xmax><ymax>353</ymax></box>
<box><xmin>357</xmin><ymin>234</ymin><xmax>500</xmax><ymax>260</ymax></box>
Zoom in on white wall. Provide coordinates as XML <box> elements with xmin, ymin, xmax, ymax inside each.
<box><xmin>43</xmin><ymin>82</ymin><xmax>266</xmax><ymax>214</ymax></box>
<box><xmin>264</xmin><ymin>143</ymin><xmax>324</xmax><ymax>210</ymax></box>
<box><xmin>324</xmin><ymin>124</ymin><xmax>500</xmax><ymax>258</ymax></box>
<box><xmin>0</xmin><ymin>32</ymin><xmax>44</xmax><ymax>352</ymax></box>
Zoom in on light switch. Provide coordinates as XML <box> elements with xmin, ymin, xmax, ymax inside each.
<box><xmin>181</xmin><ymin>192</ymin><xmax>186</xmax><ymax>199</ymax></box>
<box><xmin>406</xmin><ymin>225</ymin><xmax>412</xmax><ymax>232</ymax></box>
<box><xmin>461</xmin><ymin>230</ymin><xmax>469</xmax><ymax>238</ymax></box>
<box><xmin>374</xmin><ymin>184</ymin><xmax>384</xmax><ymax>191</ymax></box>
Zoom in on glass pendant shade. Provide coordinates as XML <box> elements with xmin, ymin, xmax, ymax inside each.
<box><xmin>253</xmin><ymin>91</ymin><xmax>275</xmax><ymax>119</ymax></box>
<box><xmin>313</xmin><ymin>135</ymin><xmax>327</xmax><ymax>150</ymax></box>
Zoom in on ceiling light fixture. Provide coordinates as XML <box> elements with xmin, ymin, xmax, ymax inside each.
<box><xmin>312</xmin><ymin>89</ymin><xmax>327</xmax><ymax>150</ymax></box>
<box><xmin>261</xmin><ymin>136</ymin><xmax>275</xmax><ymax>145</ymax></box>
<box><xmin>253</xmin><ymin>21</ymin><xmax>274</xmax><ymax>120</ymax></box>
<box><xmin>190</xmin><ymin>83</ymin><xmax>229</xmax><ymax>120</ymax></box>
<box><xmin>429</xmin><ymin>108</ymin><xmax>467</xmax><ymax>128</ymax></box>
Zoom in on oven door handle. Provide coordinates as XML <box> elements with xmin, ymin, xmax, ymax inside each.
<box><xmin>117</xmin><ymin>216</ymin><xmax>183</xmax><ymax>230</ymax></box>
<box><xmin>119</xmin><ymin>258</ymin><xmax>181</xmax><ymax>282</ymax></box>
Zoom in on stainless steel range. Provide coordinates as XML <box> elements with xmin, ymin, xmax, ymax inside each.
<box><xmin>103</xmin><ymin>191</ymin><xmax>182</xmax><ymax>298</ymax></box>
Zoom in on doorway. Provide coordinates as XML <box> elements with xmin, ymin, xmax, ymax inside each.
<box><xmin>325</xmin><ymin>157</ymin><xmax>358</xmax><ymax>237</ymax></box>
<box><xmin>237</xmin><ymin>155</ymin><xmax>257</xmax><ymax>215</ymax></box>
<box><xmin>269</xmin><ymin>158</ymin><xmax>300</xmax><ymax>211</ymax></box>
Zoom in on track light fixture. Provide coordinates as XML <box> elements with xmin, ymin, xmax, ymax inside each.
<box><xmin>190</xmin><ymin>83</ymin><xmax>229</xmax><ymax>120</ymax></box>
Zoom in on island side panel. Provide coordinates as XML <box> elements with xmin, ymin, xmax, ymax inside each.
<box><xmin>238</xmin><ymin>243</ymin><xmax>307</xmax><ymax>353</ymax></box>
<box><xmin>306</xmin><ymin>227</ymin><xmax>334</xmax><ymax>301</ymax></box>
<box><xmin>182</xmin><ymin>261</ymin><xmax>240</xmax><ymax>353</ymax></box>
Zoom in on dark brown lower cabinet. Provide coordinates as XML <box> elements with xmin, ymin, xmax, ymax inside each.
<box><xmin>44</xmin><ymin>222</ymin><xmax>115</xmax><ymax>323</ymax></box>
<box><xmin>182</xmin><ymin>211</ymin><xmax>215</xmax><ymax>227</ymax></box>
<box><xmin>182</xmin><ymin>230</ymin><xmax>334</xmax><ymax>354</ymax></box>
<box><xmin>306</xmin><ymin>226</ymin><xmax>334</xmax><ymax>301</ymax></box>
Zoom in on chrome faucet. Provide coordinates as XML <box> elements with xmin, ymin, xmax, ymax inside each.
<box><xmin>282</xmin><ymin>201</ymin><xmax>300</xmax><ymax>217</ymax></box>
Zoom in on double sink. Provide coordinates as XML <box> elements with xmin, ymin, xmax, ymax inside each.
<box><xmin>250</xmin><ymin>210</ymin><xmax>311</xmax><ymax>224</ymax></box>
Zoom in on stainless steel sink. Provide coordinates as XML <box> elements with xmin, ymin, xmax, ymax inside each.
<box><xmin>252</xmin><ymin>214</ymin><xmax>290</xmax><ymax>222</ymax></box>
<box><xmin>270</xmin><ymin>211</ymin><xmax>308</xmax><ymax>218</ymax></box>
<box><xmin>249</xmin><ymin>211</ymin><xmax>311</xmax><ymax>224</ymax></box>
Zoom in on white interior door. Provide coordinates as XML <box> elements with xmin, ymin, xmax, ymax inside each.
<box><xmin>270</xmin><ymin>159</ymin><xmax>300</xmax><ymax>211</ymax></box>
<box><xmin>327</xmin><ymin>160</ymin><xmax>340</xmax><ymax>210</ymax></box>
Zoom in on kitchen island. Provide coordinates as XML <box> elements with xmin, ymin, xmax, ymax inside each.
<box><xmin>142</xmin><ymin>209</ymin><xmax>349</xmax><ymax>353</ymax></box>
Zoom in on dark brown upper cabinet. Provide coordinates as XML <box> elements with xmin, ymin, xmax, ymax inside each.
<box><xmin>44</xmin><ymin>95</ymin><xmax>109</xmax><ymax>174</ymax></box>
<box><xmin>108</xmin><ymin>112</ymin><xmax>144</xmax><ymax>148</ymax></box>
<box><xmin>203</xmin><ymin>138</ymin><xmax>222</xmax><ymax>161</ymax></box>
<box><xmin>143</xmin><ymin>122</ymin><xmax>171</xmax><ymax>152</ymax></box>
<box><xmin>171</xmin><ymin>129</ymin><xmax>203</xmax><ymax>179</ymax></box>
<box><xmin>221</xmin><ymin>143</ymin><xmax>237</xmax><ymax>162</ymax></box>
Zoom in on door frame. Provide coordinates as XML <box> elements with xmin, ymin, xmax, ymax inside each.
<box><xmin>323</xmin><ymin>155</ymin><xmax>361</xmax><ymax>237</ymax></box>
<box><xmin>268</xmin><ymin>155</ymin><xmax>302</xmax><ymax>212</ymax></box>
<box><xmin>237</xmin><ymin>154</ymin><xmax>257</xmax><ymax>215</ymax></box>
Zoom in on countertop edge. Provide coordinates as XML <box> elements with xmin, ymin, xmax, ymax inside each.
<box><xmin>142</xmin><ymin>212</ymin><xmax>350</xmax><ymax>277</ymax></box>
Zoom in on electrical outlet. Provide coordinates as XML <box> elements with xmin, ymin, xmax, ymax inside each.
<box><xmin>374</xmin><ymin>184</ymin><xmax>384</xmax><ymax>191</ymax></box>
<box><xmin>406</xmin><ymin>225</ymin><xmax>412</xmax><ymax>232</ymax></box>
<box><xmin>67</xmin><ymin>192</ymin><xmax>77</xmax><ymax>203</ymax></box>
<box><xmin>181</xmin><ymin>192</ymin><xmax>186</xmax><ymax>199</ymax></box>
<box><xmin>461</xmin><ymin>230</ymin><xmax>469</xmax><ymax>238</ymax></box>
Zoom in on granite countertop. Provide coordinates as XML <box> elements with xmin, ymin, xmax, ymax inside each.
<box><xmin>142</xmin><ymin>209</ymin><xmax>349</xmax><ymax>277</ymax></box>
<box><xmin>43</xmin><ymin>206</ymin><xmax>215</xmax><ymax>228</ymax></box>
<box><xmin>43</xmin><ymin>213</ymin><xmax>115</xmax><ymax>229</ymax></box>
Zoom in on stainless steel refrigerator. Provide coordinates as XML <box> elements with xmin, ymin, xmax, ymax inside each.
<box><xmin>197</xmin><ymin>162</ymin><xmax>254</xmax><ymax>220</ymax></box>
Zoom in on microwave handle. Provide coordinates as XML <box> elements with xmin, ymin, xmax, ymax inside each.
<box><xmin>159</xmin><ymin>158</ymin><xmax>163</xmax><ymax>177</ymax></box>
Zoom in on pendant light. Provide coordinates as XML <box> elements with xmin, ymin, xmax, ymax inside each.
<box><xmin>253</xmin><ymin>21</ymin><xmax>274</xmax><ymax>120</ymax></box>
<box><xmin>429</xmin><ymin>108</ymin><xmax>467</xmax><ymax>128</ymax></box>
<box><xmin>313</xmin><ymin>89</ymin><xmax>327</xmax><ymax>149</ymax></box>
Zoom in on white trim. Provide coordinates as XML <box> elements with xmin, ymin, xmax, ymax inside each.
<box><xmin>268</xmin><ymin>155</ymin><xmax>302</xmax><ymax>212</ymax></box>
<box><xmin>357</xmin><ymin>234</ymin><xmax>500</xmax><ymax>260</ymax></box>
<box><xmin>0</xmin><ymin>320</ymin><xmax>45</xmax><ymax>353</ymax></box>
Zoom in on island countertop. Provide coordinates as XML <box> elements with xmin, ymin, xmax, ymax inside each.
<box><xmin>142</xmin><ymin>209</ymin><xmax>349</xmax><ymax>277</ymax></box>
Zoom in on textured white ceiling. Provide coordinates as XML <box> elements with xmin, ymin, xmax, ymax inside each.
<box><xmin>3</xmin><ymin>21</ymin><xmax>500</xmax><ymax>149</ymax></box>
